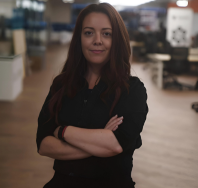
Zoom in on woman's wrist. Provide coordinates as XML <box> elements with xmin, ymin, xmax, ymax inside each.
<box><xmin>58</xmin><ymin>125</ymin><xmax>68</xmax><ymax>142</ymax></box>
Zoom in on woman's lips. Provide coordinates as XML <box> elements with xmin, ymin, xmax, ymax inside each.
<box><xmin>91</xmin><ymin>50</ymin><xmax>104</xmax><ymax>54</ymax></box>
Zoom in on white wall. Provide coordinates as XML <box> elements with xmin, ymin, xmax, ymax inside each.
<box><xmin>44</xmin><ymin>0</ymin><xmax>72</xmax><ymax>44</ymax></box>
<box><xmin>192</xmin><ymin>13</ymin><xmax>198</xmax><ymax>36</ymax></box>
<box><xmin>44</xmin><ymin>0</ymin><xmax>71</xmax><ymax>23</ymax></box>
<box><xmin>0</xmin><ymin>1</ymin><xmax>16</xmax><ymax>18</ymax></box>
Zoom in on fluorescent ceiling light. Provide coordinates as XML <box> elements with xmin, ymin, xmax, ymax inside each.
<box><xmin>63</xmin><ymin>0</ymin><xmax>74</xmax><ymax>3</ymax></box>
<box><xmin>37</xmin><ymin>4</ymin><xmax>45</xmax><ymax>12</ymax></box>
<box><xmin>32</xmin><ymin>1</ymin><xmax>39</xmax><ymax>10</ymax></box>
<box><xmin>16</xmin><ymin>0</ymin><xmax>21</xmax><ymax>7</ymax></box>
<box><xmin>22</xmin><ymin>0</ymin><xmax>31</xmax><ymax>8</ymax></box>
<box><xmin>176</xmin><ymin>0</ymin><xmax>188</xmax><ymax>7</ymax></box>
<box><xmin>99</xmin><ymin>0</ymin><xmax>155</xmax><ymax>6</ymax></box>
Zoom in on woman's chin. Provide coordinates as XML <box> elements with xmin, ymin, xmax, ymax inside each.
<box><xmin>87</xmin><ymin>59</ymin><xmax>108</xmax><ymax>65</ymax></box>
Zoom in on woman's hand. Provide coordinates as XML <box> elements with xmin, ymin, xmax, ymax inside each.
<box><xmin>53</xmin><ymin>126</ymin><xmax>61</xmax><ymax>139</ymax></box>
<box><xmin>104</xmin><ymin>115</ymin><xmax>123</xmax><ymax>131</ymax></box>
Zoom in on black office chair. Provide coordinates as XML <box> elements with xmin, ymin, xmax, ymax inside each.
<box><xmin>163</xmin><ymin>47</ymin><xmax>195</xmax><ymax>90</ymax></box>
<box><xmin>192</xmin><ymin>102</ymin><xmax>198</xmax><ymax>112</ymax></box>
<box><xmin>169</xmin><ymin>47</ymin><xmax>189</xmax><ymax>74</ymax></box>
<box><xmin>192</xmin><ymin>81</ymin><xmax>198</xmax><ymax>113</ymax></box>
<box><xmin>145</xmin><ymin>32</ymin><xmax>158</xmax><ymax>54</ymax></box>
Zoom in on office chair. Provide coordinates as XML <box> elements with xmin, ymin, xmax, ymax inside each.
<box><xmin>163</xmin><ymin>47</ymin><xmax>195</xmax><ymax>90</ymax></box>
<box><xmin>192</xmin><ymin>102</ymin><xmax>198</xmax><ymax>112</ymax></box>
<box><xmin>145</xmin><ymin>32</ymin><xmax>158</xmax><ymax>54</ymax></box>
<box><xmin>192</xmin><ymin>81</ymin><xmax>198</xmax><ymax>113</ymax></box>
<box><xmin>169</xmin><ymin>47</ymin><xmax>189</xmax><ymax>74</ymax></box>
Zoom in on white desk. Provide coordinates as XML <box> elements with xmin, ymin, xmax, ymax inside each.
<box><xmin>0</xmin><ymin>54</ymin><xmax>23</xmax><ymax>101</ymax></box>
<box><xmin>147</xmin><ymin>52</ymin><xmax>198</xmax><ymax>89</ymax></box>
<box><xmin>147</xmin><ymin>54</ymin><xmax>170</xmax><ymax>61</ymax></box>
<box><xmin>189</xmin><ymin>48</ymin><xmax>198</xmax><ymax>55</ymax></box>
<box><xmin>147</xmin><ymin>53</ymin><xmax>198</xmax><ymax>62</ymax></box>
<box><xmin>188</xmin><ymin>55</ymin><xmax>198</xmax><ymax>62</ymax></box>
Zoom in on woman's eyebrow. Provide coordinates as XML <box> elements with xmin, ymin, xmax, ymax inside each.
<box><xmin>83</xmin><ymin>27</ymin><xmax>112</xmax><ymax>30</ymax></box>
<box><xmin>102</xmin><ymin>28</ymin><xmax>112</xmax><ymax>30</ymax></box>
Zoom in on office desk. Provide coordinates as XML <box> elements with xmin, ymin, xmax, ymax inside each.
<box><xmin>147</xmin><ymin>53</ymin><xmax>198</xmax><ymax>89</ymax></box>
<box><xmin>130</xmin><ymin>41</ymin><xmax>145</xmax><ymax>48</ymax></box>
<box><xmin>130</xmin><ymin>41</ymin><xmax>145</xmax><ymax>61</ymax></box>
<box><xmin>0</xmin><ymin>54</ymin><xmax>23</xmax><ymax>101</ymax></box>
<box><xmin>189</xmin><ymin>48</ymin><xmax>198</xmax><ymax>55</ymax></box>
<box><xmin>147</xmin><ymin>53</ymin><xmax>198</xmax><ymax>62</ymax></box>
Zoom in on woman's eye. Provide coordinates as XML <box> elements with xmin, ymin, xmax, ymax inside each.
<box><xmin>85</xmin><ymin>31</ymin><xmax>92</xmax><ymax>35</ymax></box>
<box><xmin>104</xmin><ymin>32</ymin><xmax>111</xmax><ymax>36</ymax></box>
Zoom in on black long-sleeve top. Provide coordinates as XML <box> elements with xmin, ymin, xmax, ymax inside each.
<box><xmin>36</xmin><ymin>75</ymin><xmax>148</xmax><ymax>180</ymax></box>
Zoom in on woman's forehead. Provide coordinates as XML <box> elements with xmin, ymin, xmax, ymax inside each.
<box><xmin>82</xmin><ymin>12</ymin><xmax>112</xmax><ymax>29</ymax></box>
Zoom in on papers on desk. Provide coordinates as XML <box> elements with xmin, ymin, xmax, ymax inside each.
<box><xmin>188</xmin><ymin>55</ymin><xmax>198</xmax><ymax>62</ymax></box>
<box><xmin>130</xmin><ymin>41</ymin><xmax>144</xmax><ymax>47</ymax></box>
<box><xmin>147</xmin><ymin>54</ymin><xmax>171</xmax><ymax>61</ymax></box>
<box><xmin>147</xmin><ymin>53</ymin><xmax>198</xmax><ymax>62</ymax></box>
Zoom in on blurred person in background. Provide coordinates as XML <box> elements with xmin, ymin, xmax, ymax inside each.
<box><xmin>36</xmin><ymin>3</ymin><xmax>148</xmax><ymax>188</ymax></box>
<box><xmin>158</xmin><ymin>21</ymin><xmax>166</xmax><ymax>44</ymax></box>
<box><xmin>0</xmin><ymin>15</ymin><xmax>6</xmax><ymax>40</ymax></box>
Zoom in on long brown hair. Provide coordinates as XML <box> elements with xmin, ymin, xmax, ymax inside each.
<box><xmin>48</xmin><ymin>3</ymin><xmax>132</xmax><ymax>125</ymax></box>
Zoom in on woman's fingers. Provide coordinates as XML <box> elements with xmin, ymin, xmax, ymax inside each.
<box><xmin>111</xmin><ymin>116</ymin><xmax>123</xmax><ymax>126</ymax></box>
<box><xmin>108</xmin><ymin>114</ymin><xmax>118</xmax><ymax>124</ymax></box>
<box><xmin>112</xmin><ymin>125</ymin><xmax>119</xmax><ymax>131</ymax></box>
<box><xmin>105</xmin><ymin>115</ymin><xmax>117</xmax><ymax>129</ymax></box>
<box><xmin>104</xmin><ymin>115</ymin><xmax>124</xmax><ymax>131</ymax></box>
<box><xmin>106</xmin><ymin>116</ymin><xmax>123</xmax><ymax>129</ymax></box>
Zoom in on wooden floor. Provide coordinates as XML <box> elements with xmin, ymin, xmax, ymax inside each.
<box><xmin>0</xmin><ymin>44</ymin><xmax>198</xmax><ymax>188</ymax></box>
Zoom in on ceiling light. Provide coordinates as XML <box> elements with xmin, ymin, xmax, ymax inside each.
<box><xmin>99</xmin><ymin>0</ymin><xmax>155</xmax><ymax>6</ymax></box>
<box><xmin>62</xmin><ymin>0</ymin><xmax>74</xmax><ymax>3</ymax></box>
<box><xmin>176</xmin><ymin>0</ymin><xmax>188</xmax><ymax>7</ymax></box>
<box><xmin>16</xmin><ymin>0</ymin><xmax>21</xmax><ymax>7</ymax></box>
<box><xmin>37</xmin><ymin>4</ymin><xmax>45</xmax><ymax>12</ymax></box>
<box><xmin>22</xmin><ymin>0</ymin><xmax>31</xmax><ymax>9</ymax></box>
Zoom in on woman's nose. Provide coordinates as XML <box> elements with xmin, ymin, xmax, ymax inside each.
<box><xmin>93</xmin><ymin>33</ymin><xmax>102</xmax><ymax>45</ymax></box>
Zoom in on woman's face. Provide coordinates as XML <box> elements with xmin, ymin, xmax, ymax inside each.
<box><xmin>81</xmin><ymin>12</ymin><xmax>112</xmax><ymax>66</ymax></box>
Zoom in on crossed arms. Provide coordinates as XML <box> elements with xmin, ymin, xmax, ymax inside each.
<box><xmin>39</xmin><ymin>126</ymin><xmax>123</xmax><ymax>160</ymax></box>
<box><xmin>38</xmin><ymin>79</ymin><xmax>148</xmax><ymax>161</ymax></box>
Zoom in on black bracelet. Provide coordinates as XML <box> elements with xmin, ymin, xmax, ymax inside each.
<box><xmin>58</xmin><ymin>125</ymin><xmax>67</xmax><ymax>142</ymax></box>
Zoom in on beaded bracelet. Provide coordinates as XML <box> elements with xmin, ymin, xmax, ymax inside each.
<box><xmin>58</xmin><ymin>125</ymin><xmax>68</xmax><ymax>142</ymax></box>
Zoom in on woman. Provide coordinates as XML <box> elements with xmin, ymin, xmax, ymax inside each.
<box><xmin>36</xmin><ymin>3</ymin><xmax>148</xmax><ymax>188</ymax></box>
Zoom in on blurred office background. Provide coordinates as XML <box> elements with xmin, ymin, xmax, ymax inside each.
<box><xmin>0</xmin><ymin>0</ymin><xmax>198</xmax><ymax>187</ymax></box>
